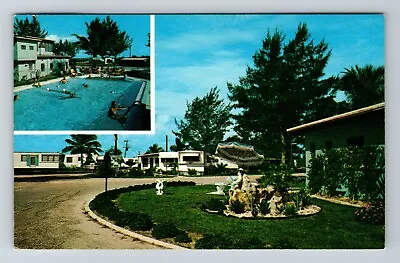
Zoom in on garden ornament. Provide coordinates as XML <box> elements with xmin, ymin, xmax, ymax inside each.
<box><xmin>155</xmin><ymin>179</ymin><xmax>165</xmax><ymax>195</ymax></box>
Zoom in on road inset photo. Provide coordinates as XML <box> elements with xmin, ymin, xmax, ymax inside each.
<box><xmin>13</xmin><ymin>14</ymin><xmax>151</xmax><ymax>131</ymax></box>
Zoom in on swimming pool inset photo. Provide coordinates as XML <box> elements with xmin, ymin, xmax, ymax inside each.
<box><xmin>14</xmin><ymin>77</ymin><xmax>151</xmax><ymax>131</ymax></box>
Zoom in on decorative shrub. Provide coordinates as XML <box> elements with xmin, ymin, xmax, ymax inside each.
<box><xmin>259</xmin><ymin>198</ymin><xmax>271</xmax><ymax>215</ymax></box>
<box><xmin>259</xmin><ymin>164</ymin><xmax>293</xmax><ymax>192</ymax></box>
<box><xmin>201</xmin><ymin>198</ymin><xmax>226</xmax><ymax>213</ymax></box>
<box><xmin>291</xmin><ymin>187</ymin><xmax>311</xmax><ymax>209</ymax></box>
<box><xmin>151</xmin><ymin>221</ymin><xmax>180</xmax><ymax>239</ymax></box>
<box><xmin>128</xmin><ymin>168</ymin><xmax>145</xmax><ymax>177</ymax></box>
<box><xmin>354</xmin><ymin>201</ymin><xmax>385</xmax><ymax>225</ymax></box>
<box><xmin>195</xmin><ymin>233</ymin><xmax>233</xmax><ymax>249</ymax></box>
<box><xmin>283</xmin><ymin>203</ymin><xmax>297</xmax><ymax>217</ymax></box>
<box><xmin>204</xmin><ymin>163</ymin><xmax>230</xmax><ymax>176</ymax></box>
<box><xmin>187</xmin><ymin>169</ymin><xmax>198</xmax><ymax>176</ymax></box>
<box><xmin>174</xmin><ymin>230</ymin><xmax>192</xmax><ymax>243</ymax></box>
<box><xmin>229</xmin><ymin>199</ymin><xmax>246</xmax><ymax>214</ymax></box>
<box><xmin>308</xmin><ymin>145</ymin><xmax>385</xmax><ymax>201</ymax></box>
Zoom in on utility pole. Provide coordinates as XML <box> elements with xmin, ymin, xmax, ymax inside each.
<box><xmin>124</xmin><ymin>140</ymin><xmax>130</xmax><ymax>158</ymax></box>
<box><xmin>166</xmin><ymin>135</ymin><xmax>168</xmax><ymax>152</ymax></box>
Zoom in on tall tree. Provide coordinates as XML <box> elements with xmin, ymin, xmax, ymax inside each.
<box><xmin>335</xmin><ymin>64</ymin><xmax>384</xmax><ymax>109</ymax></box>
<box><xmin>174</xmin><ymin>87</ymin><xmax>232</xmax><ymax>154</ymax></box>
<box><xmin>146</xmin><ymin>144</ymin><xmax>164</xmax><ymax>154</ymax></box>
<box><xmin>73</xmin><ymin>16</ymin><xmax>132</xmax><ymax>59</ymax></box>
<box><xmin>228</xmin><ymin>23</ymin><xmax>333</xmax><ymax>163</ymax></box>
<box><xmin>14</xmin><ymin>15</ymin><xmax>48</xmax><ymax>38</ymax></box>
<box><xmin>62</xmin><ymin>135</ymin><xmax>102</xmax><ymax>167</ymax></box>
<box><xmin>170</xmin><ymin>138</ymin><xmax>186</xmax><ymax>152</ymax></box>
<box><xmin>52</xmin><ymin>39</ymin><xmax>78</xmax><ymax>57</ymax></box>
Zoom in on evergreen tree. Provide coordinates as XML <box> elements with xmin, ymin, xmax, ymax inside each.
<box><xmin>228</xmin><ymin>23</ymin><xmax>334</xmax><ymax>163</ymax></box>
<box><xmin>146</xmin><ymin>144</ymin><xmax>164</xmax><ymax>154</ymax></box>
<box><xmin>174</xmin><ymin>87</ymin><xmax>232</xmax><ymax>154</ymax></box>
<box><xmin>14</xmin><ymin>15</ymin><xmax>48</xmax><ymax>38</ymax></box>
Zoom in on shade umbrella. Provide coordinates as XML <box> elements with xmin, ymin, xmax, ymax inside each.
<box><xmin>215</xmin><ymin>142</ymin><xmax>264</xmax><ymax>167</ymax></box>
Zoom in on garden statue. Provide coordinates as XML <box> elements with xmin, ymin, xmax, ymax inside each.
<box><xmin>231</xmin><ymin>168</ymin><xmax>252</xmax><ymax>191</ymax></box>
<box><xmin>268</xmin><ymin>194</ymin><xmax>284</xmax><ymax>216</ymax></box>
<box><xmin>155</xmin><ymin>179</ymin><xmax>165</xmax><ymax>195</ymax></box>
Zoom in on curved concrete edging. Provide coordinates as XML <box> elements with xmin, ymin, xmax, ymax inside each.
<box><xmin>84</xmin><ymin>195</ymin><xmax>188</xmax><ymax>250</ymax></box>
<box><xmin>311</xmin><ymin>194</ymin><xmax>362</xmax><ymax>208</ymax></box>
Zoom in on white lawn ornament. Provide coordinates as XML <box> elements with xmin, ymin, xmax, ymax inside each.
<box><xmin>155</xmin><ymin>179</ymin><xmax>165</xmax><ymax>195</ymax></box>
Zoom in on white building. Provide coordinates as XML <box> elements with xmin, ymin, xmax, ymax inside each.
<box><xmin>14</xmin><ymin>152</ymin><xmax>61</xmax><ymax>169</ymax></box>
<box><xmin>14</xmin><ymin>35</ymin><xmax>70</xmax><ymax>82</ymax></box>
<box><xmin>138</xmin><ymin>150</ymin><xmax>205</xmax><ymax>175</ymax></box>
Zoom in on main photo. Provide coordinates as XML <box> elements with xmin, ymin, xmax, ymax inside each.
<box><xmin>13</xmin><ymin>14</ymin><xmax>151</xmax><ymax>131</ymax></box>
<box><xmin>14</xmin><ymin>14</ymin><xmax>384</xmax><ymax>249</ymax></box>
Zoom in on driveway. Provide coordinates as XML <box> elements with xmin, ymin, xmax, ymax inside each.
<box><xmin>14</xmin><ymin>176</ymin><xmax>244</xmax><ymax>249</ymax></box>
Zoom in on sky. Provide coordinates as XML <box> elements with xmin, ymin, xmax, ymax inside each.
<box><xmin>14</xmin><ymin>14</ymin><xmax>385</xmax><ymax>157</ymax></box>
<box><xmin>14</xmin><ymin>14</ymin><xmax>150</xmax><ymax>57</ymax></box>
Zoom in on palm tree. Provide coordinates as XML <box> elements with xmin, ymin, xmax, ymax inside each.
<box><xmin>62</xmin><ymin>135</ymin><xmax>103</xmax><ymax>168</ymax></box>
<box><xmin>146</xmin><ymin>144</ymin><xmax>164</xmax><ymax>154</ymax></box>
<box><xmin>337</xmin><ymin>64</ymin><xmax>384</xmax><ymax>109</ymax></box>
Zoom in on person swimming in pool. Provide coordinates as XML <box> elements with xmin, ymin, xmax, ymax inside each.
<box><xmin>60</xmin><ymin>76</ymin><xmax>68</xmax><ymax>84</ymax></box>
<box><xmin>108</xmin><ymin>101</ymin><xmax>128</xmax><ymax>123</ymax></box>
<box><xmin>60</xmin><ymin>92</ymin><xmax>79</xmax><ymax>100</ymax></box>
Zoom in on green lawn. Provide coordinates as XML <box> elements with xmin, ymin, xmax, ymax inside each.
<box><xmin>116</xmin><ymin>185</ymin><xmax>384</xmax><ymax>249</ymax></box>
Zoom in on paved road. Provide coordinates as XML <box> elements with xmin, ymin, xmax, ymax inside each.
<box><xmin>14</xmin><ymin>176</ymin><xmax>239</xmax><ymax>249</ymax></box>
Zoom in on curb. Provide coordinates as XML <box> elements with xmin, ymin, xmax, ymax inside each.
<box><xmin>84</xmin><ymin>195</ymin><xmax>188</xmax><ymax>250</ymax></box>
<box><xmin>311</xmin><ymin>195</ymin><xmax>362</xmax><ymax>208</ymax></box>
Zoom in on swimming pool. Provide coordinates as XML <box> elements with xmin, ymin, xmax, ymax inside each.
<box><xmin>14</xmin><ymin>77</ymin><xmax>146</xmax><ymax>131</ymax></box>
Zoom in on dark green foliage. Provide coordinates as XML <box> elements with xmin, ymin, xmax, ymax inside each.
<box><xmin>335</xmin><ymin>64</ymin><xmax>384</xmax><ymax>110</ymax></box>
<box><xmin>259</xmin><ymin>164</ymin><xmax>293</xmax><ymax>192</ymax></box>
<box><xmin>128</xmin><ymin>212</ymin><xmax>154</xmax><ymax>231</ymax></box>
<box><xmin>201</xmin><ymin>198</ymin><xmax>226</xmax><ymax>213</ymax></box>
<box><xmin>291</xmin><ymin>187</ymin><xmax>311</xmax><ymax>209</ymax></box>
<box><xmin>354</xmin><ymin>201</ymin><xmax>385</xmax><ymax>225</ymax></box>
<box><xmin>73</xmin><ymin>16</ymin><xmax>133</xmax><ymax>59</ymax></box>
<box><xmin>229</xmin><ymin>199</ymin><xmax>246</xmax><ymax>214</ymax></box>
<box><xmin>53</xmin><ymin>39</ymin><xmax>78</xmax><ymax>57</ymax></box>
<box><xmin>128</xmin><ymin>168</ymin><xmax>145</xmax><ymax>177</ymax></box>
<box><xmin>187</xmin><ymin>169</ymin><xmax>197</xmax><ymax>176</ymax></box>
<box><xmin>308</xmin><ymin>154</ymin><xmax>325</xmax><ymax>194</ymax></box>
<box><xmin>195</xmin><ymin>234</ymin><xmax>266</xmax><ymax>249</ymax></box>
<box><xmin>14</xmin><ymin>15</ymin><xmax>48</xmax><ymax>38</ymax></box>
<box><xmin>308</xmin><ymin>146</ymin><xmax>385</xmax><ymax>201</ymax></box>
<box><xmin>145</xmin><ymin>143</ymin><xmax>164</xmax><ymax>154</ymax></box>
<box><xmin>62</xmin><ymin>134</ymin><xmax>102</xmax><ymax>168</ymax></box>
<box><xmin>259</xmin><ymin>198</ymin><xmax>271</xmax><ymax>215</ymax></box>
<box><xmin>175</xmin><ymin>230</ymin><xmax>192</xmax><ymax>243</ymax></box>
<box><xmin>228</xmin><ymin>23</ymin><xmax>336</xmax><ymax>161</ymax></box>
<box><xmin>174</xmin><ymin>87</ymin><xmax>232</xmax><ymax>154</ymax></box>
<box><xmin>151</xmin><ymin>221</ymin><xmax>180</xmax><ymax>239</ymax></box>
<box><xmin>283</xmin><ymin>203</ymin><xmax>297</xmax><ymax>216</ymax></box>
<box><xmin>204</xmin><ymin>163</ymin><xmax>230</xmax><ymax>176</ymax></box>
<box><xmin>271</xmin><ymin>238</ymin><xmax>298</xmax><ymax>249</ymax></box>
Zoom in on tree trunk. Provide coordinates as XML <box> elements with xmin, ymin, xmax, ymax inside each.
<box><xmin>280</xmin><ymin>131</ymin><xmax>286</xmax><ymax>164</ymax></box>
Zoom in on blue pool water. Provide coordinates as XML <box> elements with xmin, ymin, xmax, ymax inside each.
<box><xmin>14</xmin><ymin>77</ymin><xmax>143</xmax><ymax>131</ymax></box>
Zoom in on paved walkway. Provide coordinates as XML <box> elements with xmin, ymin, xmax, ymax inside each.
<box><xmin>14</xmin><ymin>176</ymin><xmax>254</xmax><ymax>249</ymax></box>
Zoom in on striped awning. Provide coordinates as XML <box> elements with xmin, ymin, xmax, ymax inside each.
<box><xmin>215</xmin><ymin>142</ymin><xmax>264</xmax><ymax>167</ymax></box>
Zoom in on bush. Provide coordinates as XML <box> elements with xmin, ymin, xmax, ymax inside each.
<box><xmin>259</xmin><ymin>198</ymin><xmax>271</xmax><ymax>215</ymax></box>
<box><xmin>195</xmin><ymin>233</ymin><xmax>233</xmax><ymax>249</ymax></box>
<box><xmin>151</xmin><ymin>221</ymin><xmax>180</xmax><ymax>239</ymax></box>
<box><xmin>187</xmin><ymin>169</ymin><xmax>197</xmax><ymax>176</ymax></box>
<box><xmin>204</xmin><ymin>163</ymin><xmax>230</xmax><ymax>176</ymax></box>
<box><xmin>128</xmin><ymin>168</ymin><xmax>145</xmax><ymax>177</ymax></box>
<box><xmin>201</xmin><ymin>198</ymin><xmax>226</xmax><ymax>213</ymax></box>
<box><xmin>175</xmin><ymin>230</ymin><xmax>192</xmax><ymax>243</ymax></box>
<box><xmin>291</xmin><ymin>187</ymin><xmax>311</xmax><ymax>209</ymax></box>
<box><xmin>229</xmin><ymin>199</ymin><xmax>246</xmax><ymax>214</ymax></box>
<box><xmin>308</xmin><ymin>155</ymin><xmax>325</xmax><ymax>194</ymax></box>
<box><xmin>259</xmin><ymin>164</ymin><xmax>293</xmax><ymax>192</ymax></box>
<box><xmin>283</xmin><ymin>203</ymin><xmax>297</xmax><ymax>217</ymax></box>
<box><xmin>354</xmin><ymin>201</ymin><xmax>385</xmax><ymax>225</ymax></box>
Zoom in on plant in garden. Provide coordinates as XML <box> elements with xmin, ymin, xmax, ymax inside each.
<box><xmin>308</xmin><ymin>154</ymin><xmax>325</xmax><ymax>194</ymax></box>
<box><xmin>151</xmin><ymin>221</ymin><xmax>180</xmax><ymax>239</ymax></box>
<box><xmin>354</xmin><ymin>201</ymin><xmax>385</xmax><ymax>225</ymax></box>
<box><xmin>292</xmin><ymin>187</ymin><xmax>311</xmax><ymax>209</ymax></box>
<box><xmin>201</xmin><ymin>198</ymin><xmax>226</xmax><ymax>213</ymax></box>
<box><xmin>283</xmin><ymin>203</ymin><xmax>297</xmax><ymax>216</ymax></box>
<box><xmin>187</xmin><ymin>168</ymin><xmax>198</xmax><ymax>176</ymax></box>
<box><xmin>259</xmin><ymin>198</ymin><xmax>271</xmax><ymax>215</ymax></box>
<box><xmin>229</xmin><ymin>199</ymin><xmax>246</xmax><ymax>214</ymax></box>
<box><xmin>175</xmin><ymin>230</ymin><xmax>192</xmax><ymax>243</ymax></box>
